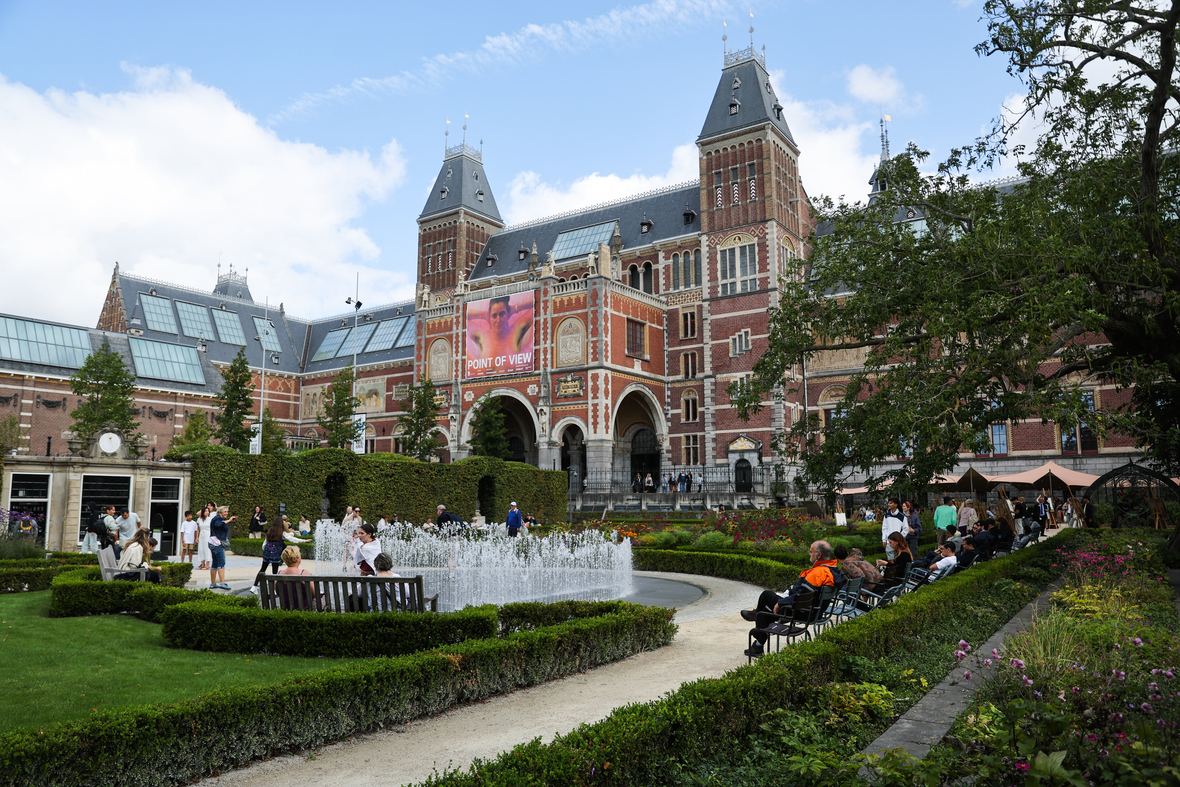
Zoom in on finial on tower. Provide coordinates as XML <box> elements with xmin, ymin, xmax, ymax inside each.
<box><xmin>444</xmin><ymin>117</ymin><xmax>450</xmax><ymax>154</ymax></box>
<box><xmin>462</xmin><ymin>113</ymin><xmax>468</xmax><ymax>146</ymax></box>
<box><xmin>722</xmin><ymin>18</ymin><xmax>727</xmax><ymax>56</ymax></box>
<box><xmin>749</xmin><ymin>9</ymin><xmax>754</xmax><ymax>47</ymax></box>
<box><xmin>880</xmin><ymin>113</ymin><xmax>891</xmax><ymax>162</ymax></box>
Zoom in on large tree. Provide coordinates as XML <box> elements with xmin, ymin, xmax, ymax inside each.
<box><xmin>736</xmin><ymin>0</ymin><xmax>1180</xmax><ymax>493</ymax></box>
<box><xmin>215</xmin><ymin>347</ymin><xmax>255</xmax><ymax>452</ymax></box>
<box><xmin>397</xmin><ymin>379</ymin><xmax>444</xmax><ymax>461</ymax></box>
<box><xmin>69</xmin><ymin>341</ymin><xmax>140</xmax><ymax>448</ymax></box>
<box><xmin>318</xmin><ymin>364</ymin><xmax>362</xmax><ymax>449</ymax></box>
<box><xmin>468</xmin><ymin>395</ymin><xmax>512</xmax><ymax>460</ymax></box>
<box><xmin>258</xmin><ymin>406</ymin><xmax>289</xmax><ymax>455</ymax></box>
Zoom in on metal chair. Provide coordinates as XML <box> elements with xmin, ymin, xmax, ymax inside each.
<box><xmin>827</xmin><ymin>576</ymin><xmax>864</xmax><ymax>624</ymax></box>
<box><xmin>747</xmin><ymin>590</ymin><xmax>816</xmax><ymax>663</ymax></box>
<box><xmin>808</xmin><ymin>584</ymin><xmax>842</xmax><ymax>635</ymax></box>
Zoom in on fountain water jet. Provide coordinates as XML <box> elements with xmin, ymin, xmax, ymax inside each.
<box><xmin>314</xmin><ymin>522</ymin><xmax>633</xmax><ymax>611</ymax></box>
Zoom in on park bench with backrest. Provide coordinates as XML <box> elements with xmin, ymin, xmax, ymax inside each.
<box><xmin>97</xmin><ymin>546</ymin><xmax>149</xmax><ymax>582</ymax></box>
<box><xmin>256</xmin><ymin>573</ymin><xmax>438</xmax><ymax>613</ymax></box>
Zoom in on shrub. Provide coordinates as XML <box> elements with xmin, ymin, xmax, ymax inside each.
<box><xmin>0</xmin><ymin>603</ymin><xmax>676</xmax><ymax>787</ymax></box>
<box><xmin>693</xmin><ymin>530</ymin><xmax>732</xmax><ymax>550</ymax></box>
<box><xmin>160</xmin><ymin>601</ymin><xmax>500</xmax><ymax>658</ymax></box>
<box><xmin>125</xmin><ymin>584</ymin><xmax>257</xmax><ymax>623</ymax></box>
<box><xmin>497</xmin><ymin>600</ymin><xmax>664</xmax><ymax>636</ymax></box>
<box><xmin>230</xmin><ymin>538</ymin><xmax>314</xmax><ymax>560</ymax></box>
<box><xmin>633</xmin><ymin>549</ymin><xmax>804</xmax><ymax>588</ymax></box>
<box><xmin>50</xmin><ymin>565</ymin><xmax>199</xmax><ymax>617</ymax></box>
<box><xmin>0</xmin><ymin>564</ymin><xmax>90</xmax><ymax>593</ymax></box>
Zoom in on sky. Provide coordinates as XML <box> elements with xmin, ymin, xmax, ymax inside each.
<box><xmin>0</xmin><ymin>1</ymin><xmax>1032</xmax><ymax>326</ymax></box>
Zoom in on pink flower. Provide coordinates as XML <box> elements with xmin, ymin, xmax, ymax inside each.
<box><xmin>1142</xmin><ymin>703</ymin><xmax>1153</xmax><ymax>712</ymax></box>
<box><xmin>993</xmin><ymin>648</ymin><xmax>1001</xmax><ymax>658</ymax></box>
<box><xmin>1148</xmin><ymin>682</ymin><xmax>1159</xmax><ymax>692</ymax></box>
<box><xmin>954</xmin><ymin>650</ymin><xmax>967</xmax><ymax>661</ymax></box>
<box><xmin>1016</xmin><ymin>762</ymin><xmax>1030</xmax><ymax>771</ymax></box>
<box><xmin>964</xmin><ymin>671</ymin><xmax>972</xmax><ymax>681</ymax></box>
<box><xmin>1010</xmin><ymin>658</ymin><xmax>1026</xmax><ymax>670</ymax></box>
<box><xmin>1023</xmin><ymin>675</ymin><xmax>1034</xmax><ymax>687</ymax></box>
<box><xmin>1086</xmin><ymin>733</ymin><xmax>1098</xmax><ymax>742</ymax></box>
<box><xmin>958</xmin><ymin>639</ymin><xmax>971</xmax><ymax>651</ymax></box>
<box><xmin>984</xmin><ymin>659</ymin><xmax>993</xmax><ymax>667</ymax></box>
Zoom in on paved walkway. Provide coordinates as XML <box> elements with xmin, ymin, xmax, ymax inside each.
<box><xmin>201</xmin><ymin>570</ymin><xmax>759</xmax><ymax>787</ymax></box>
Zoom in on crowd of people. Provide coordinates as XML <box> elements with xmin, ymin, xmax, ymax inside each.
<box><xmin>631</xmin><ymin>472</ymin><xmax>697</xmax><ymax>493</ymax></box>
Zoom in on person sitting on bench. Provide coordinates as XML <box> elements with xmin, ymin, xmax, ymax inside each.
<box><xmin>738</xmin><ymin>540</ymin><xmax>844</xmax><ymax>657</ymax></box>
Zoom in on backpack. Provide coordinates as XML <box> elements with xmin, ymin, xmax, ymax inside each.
<box><xmin>262</xmin><ymin>539</ymin><xmax>283</xmax><ymax>562</ymax></box>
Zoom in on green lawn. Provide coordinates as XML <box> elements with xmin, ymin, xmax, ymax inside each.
<box><xmin>0</xmin><ymin>591</ymin><xmax>356</xmax><ymax>732</ymax></box>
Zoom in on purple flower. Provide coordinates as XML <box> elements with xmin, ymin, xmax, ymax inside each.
<box><xmin>1166</xmin><ymin>668</ymin><xmax>1176</xmax><ymax>679</ymax></box>
<box><xmin>1131</xmin><ymin>637</ymin><xmax>1144</xmax><ymax>647</ymax></box>
<box><xmin>958</xmin><ymin>639</ymin><xmax>971</xmax><ymax>651</ymax></box>
<box><xmin>984</xmin><ymin>659</ymin><xmax>993</xmax><ymax>667</ymax></box>
<box><xmin>954</xmin><ymin>649</ymin><xmax>967</xmax><ymax>661</ymax></box>
<box><xmin>1149</xmin><ymin>682</ymin><xmax>1159</xmax><ymax>691</ymax></box>
<box><xmin>1113</xmin><ymin>670</ymin><xmax>1126</xmax><ymax>680</ymax></box>
<box><xmin>1023</xmin><ymin>675</ymin><xmax>1034</xmax><ymax>687</ymax></box>
<box><xmin>1111</xmin><ymin>713</ymin><xmax>1123</xmax><ymax>722</ymax></box>
<box><xmin>1072</xmin><ymin>686</ymin><xmax>1081</xmax><ymax>694</ymax></box>
<box><xmin>993</xmin><ymin>648</ymin><xmax>1001</xmax><ymax>658</ymax></box>
<box><xmin>1016</xmin><ymin>762</ymin><xmax>1030</xmax><ymax>771</ymax></box>
<box><xmin>1142</xmin><ymin>703</ymin><xmax>1153</xmax><ymax>712</ymax></box>
<box><xmin>1086</xmin><ymin>733</ymin><xmax>1098</xmax><ymax>742</ymax></box>
<box><xmin>964</xmin><ymin>671</ymin><xmax>972</xmax><ymax>681</ymax></box>
<box><xmin>1011</xmin><ymin>658</ymin><xmax>1026</xmax><ymax>670</ymax></box>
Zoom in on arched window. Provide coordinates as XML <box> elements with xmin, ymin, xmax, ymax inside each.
<box><xmin>694</xmin><ymin>249</ymin><xmax>702</xmax><ymax>286</ymax></box>
<box><xmin>629</xmin><ymin>264</ymin><xmax>641</xmax><ymax>289</ymax></box>
<box><xmin>682</xmin><ymin>389</ymin><xmax>699</xmax><ymax>422</ymax></box>
<box><xmin>671</xmin><ymin>253</ymin><xmax>680</xmax><ymax>290</ymax></box>
<box><xmin>642</xmin><ymin>262</ymin><xmax>653</xmax><ymax>294</ymax></box>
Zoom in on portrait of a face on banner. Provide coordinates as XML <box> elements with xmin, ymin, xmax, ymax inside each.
<box><xmin>465</xmin><ymin>292</ymin><xmax>535</xmax><ymax>378</ymax></box>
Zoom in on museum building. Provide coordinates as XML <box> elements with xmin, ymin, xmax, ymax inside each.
<box><xmin>0</xmin><ymin>43</ymin><xmax>1141</xmax><ymax>544</ymax></box>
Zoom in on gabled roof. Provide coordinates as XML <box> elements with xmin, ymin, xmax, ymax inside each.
<box><xmin>469</xmin><ymin>182</ymin><xmax>701</xmax><ymax>282</ymax></box>
<box><xmin>418</xmin><ymin>144</ymin><xmax>503</xmax><ymax>226</ymax></box>
<box><xmin>698</xmin><ymin>49</ymin><xmax>795</xmax><ymax>147</ymax></box>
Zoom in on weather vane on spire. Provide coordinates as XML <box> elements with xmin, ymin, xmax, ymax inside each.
<box><xmin>749</xmin><ymin>9</ymin><xmax>755</xmax><ymax>47</ymax></box>
<box><xmin>463</xmin><ymin>113</ymin><xmax>468</xmax><ymax>146</ymax></box>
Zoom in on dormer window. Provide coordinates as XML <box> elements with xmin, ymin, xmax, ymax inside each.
<box><xmin>446</xmin><ymin>168</ymin><xmax>452</xmax><ymax>179</ymax></box>
<box><xmin>477</xmin><ymin>189</ymin><xmax>485</xmax><ymax>202</ymax></box>
<box><xmin>683</xmin><ymin>209</ymin><xmax>697</xmax><ymax>225</ymax></box>
<box><xmin>486</xmin><ymin>253</ymin><xmax>497</xmax><ymax>267</ymax></box>
<box><xmin>729</xmin><ymin>97</ymin><xmax>740</xmax><ymax>116</ymax></box>
<box><xmin>518</xmin><ymin>248</ymin><xmax>528</xmax><ymax>261</ymax></box>
<box><xmin>640</xmin><ymin>217</ymin><xmax>653</xmax><ymax>234</ymax></box>
<box><xmin>473</xmin><ymin>171</ymin><xmax>479</xmax><ymax>181</ymax></box>
<box><xmin>440</xmin><ymin>186</ymin><xmax>449</xmax><ymax>199</ymax></box>
<box><xmin>773</xmin><ymin>102</ymin><xmax>783</xmax><ymax>120</ymax></box>
<box><xmin>732</xmin><ymin>76</ymin><xmax>741</xmax><ymax>90</ymax></box>
<box><xmin>765</xmin><ymin>80</ymin><xmax>772</xmax><ymax>93</ymax></box>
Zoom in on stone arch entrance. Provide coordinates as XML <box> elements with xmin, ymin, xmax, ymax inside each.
<box><xmin>611</xmin><ymin>386</ymin><xmax>665</xmax><ymax>480</ymax></box>
<box><xmin>462</xmin><ymin>390</ymin><xmax>539</xmax><ymax>466</ymax></box>
<box><xmin>735</xmin><ymin>458</ymin><xmax>753</xmax><ymax>492</ymax></box>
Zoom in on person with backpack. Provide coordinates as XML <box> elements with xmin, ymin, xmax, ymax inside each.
<box><xmin>82</xmin><ymin>503</ymin><xmax>103</xmax><ymax>554</ymax></box>
<box><xmin>902</xmin><ymin>500</ymin><xmax>922</xmax><ymax>556</ymax></box>
<box><xmin>739</xmin><ymin>540</ymin><xmax>845</xmax><ymax>657</ymax></box>
<box><xmin>253</xmin><ymin>520</ymin><xmax>287</xmax><ymax>592</ymax></box>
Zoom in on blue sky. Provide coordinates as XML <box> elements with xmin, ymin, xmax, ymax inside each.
<box><xmin>0</xmin><ymin>1</ymin><xmax>1028</xmax><ymax>325</ymax></box>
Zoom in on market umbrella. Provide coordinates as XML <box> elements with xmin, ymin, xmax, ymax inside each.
<box><xmin>989</xmin><ymin>461</ymin><xmax>1099</xmax><ymax>492</ymax></box>
<box><xmin>935</xmin><ymin>467</ymin><xmax>996</xmax><ymax>497</ymax></box>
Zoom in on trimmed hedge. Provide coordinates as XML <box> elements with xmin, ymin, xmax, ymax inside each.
<box><xmin>125</xmin><ymin>584</ymin><xmax>258</xmax><ymax>623</ymax></box>
<box><xmin>160</xmin><ymin>601</ymin><xmax>500</xmax><ymax>658</ymax></box>
<box><xmin>412</xmin><ymin>528</ymin><xmax>1087</xmax><ymax>786</ymax></box>
<box><xmin>190</xmin><ymin>449</ymin><xmax>568</xmax><ymax>535</ymax></box>
<box><xmin>634</xmin><ymin>549</ymin><xmax>805</xmax><ymax>588</ymax></box>
<box><xmin>497</xmin><ymin>600</ymin><xmax>657</xmax><ymax>635</ymax></box>
<box><xmin>0</xmin><ymin>602</ymin><xmax>676</xmax><ymax>787</ymax></box>
<box><xmin>229</xmin><ymin>538</ymin><xmax>315</xmax><ymax>560</ymax></box>
<box><xmin>49</xmin><ymin>563</ymin><xmax>199</xmax><ymax>617</ymax></box>
<box><xmin>0</xmin><ymin>564</ymin><xmax>96</xmax><ymax>593</ymax></box>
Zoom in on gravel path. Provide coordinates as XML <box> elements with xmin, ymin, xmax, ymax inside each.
<box><xmin>201</xmin><ymin>571</ymin><xmax>759</xmax><ymax>787</ymax></box>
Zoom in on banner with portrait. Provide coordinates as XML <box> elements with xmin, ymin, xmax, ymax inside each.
<box><xmin>465</xmin><ymin>292</ymin><xmax>535</xmax><ymax>378</ymax></box>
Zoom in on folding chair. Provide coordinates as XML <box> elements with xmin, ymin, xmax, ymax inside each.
<box><xmin>747</xmin><ymin>591</ymin><xmax>816</xmax><ymax>663</ymax></box>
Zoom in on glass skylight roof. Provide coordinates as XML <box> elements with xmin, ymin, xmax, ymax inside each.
<box><xmin>139</xmin><ymin>294</ymin><xmax>177</xmax><ymax>333</ymax></box>
<box><xmin>394</xmin><ymin>319</ymin><xmax>416</xmax><ymax>348</ymax></box>
<box><xmin>364</xmin><ymin>317</ymin><xmax>409</xmax><ymax>353</ymax></box>
<box><xmin>335</xmin><ymin>322</ymin><xmax>378</xmax><ymax>359</ymax></box>
<box><xmin>128</xmin><ymin>338</ymin><xmax>205</xmax><ymax>384</ymax></box>
<box><xmin>210</xmin><ymin>309</ymin><xmax>246</xmax><ymax>345</ymax></box>
<box><xmin>0</xmin><ymin>317</ymin><xmax>90</xmax><ymax>368</ymax></box>
<box><xmin>311</xmin><ymin>328</ymin><xmax>350</xmax><ymax>362</ymax></box>
<box><xmin>175</xmin><ymin>301</ymin><xmax>213</xmax><ymax>339</ymax></box>
<box><xmin>252</xmin><ymin>316</ymin><xmax>282</xmax><ymax>352</ymax></box>
<box><xmin>550</xmin><ymin>221</ymin><xmax>616</xmax><ymax>261</ymax></box>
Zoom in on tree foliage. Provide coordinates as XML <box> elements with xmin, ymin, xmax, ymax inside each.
<box><xmin>215</xmin><ymin>347</ymin><xmax>255</xmax><ymax>453</ymax></box>
<box><xmin>162</xmin><ymin>411</ymin><xmax>215</xmax><ymax>461</ymax></box>
<box><xmin>397</xmin><ymin>379</ymin><xmax>444</xmax><ymax>461</ymax></box>
<box><xmin>258</xmin><ymin>407</ymin><xmax>289</xmax><ymax>455</ymax></box>
<box><xmin>0</xmin><ymin>414</ymin><xmax>26</xmax><ymax>456</ymax></box>
<box><xmin>69</xmin><ymin>341</ymin><xmax>140</xmax><ymax>449</ymax></box>
<box><xmin>737</xmin><ymin>0</ymin><xmax>1180</xmax><ymax>493</ymax></box>
<box><xmin>468</xmin><ymin>395</ymin><xmax>511</xmax><ymax>460</ymax></box>
<box><xmin>317</xmin><ymin>364</ymin><xmax>361</xmax><ymax>450</ymax></box>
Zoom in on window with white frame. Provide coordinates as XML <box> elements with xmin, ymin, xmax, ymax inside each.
<box><xmin>719</xmin><ymin>242</ymin><xmax>756</xmax><ymax>295</ymax></box>
<box><xmin>681</xmin><ymin>351</ymin><xmax>697</xmax><ymax>379</ymax></box>
<box><xmin>682</xmin><ymin>390</ymin><xmax>699</xmax><ymax>422</ymax></box>
<box><xmin>682</xmin><ymin>434</ymin><xmax>700</xmax><ymax>464</ymax></box>
<box><xmin>680</xmin><ymin>311</ymin><xmax>697</xmax><ymax>338</ymax></box>
<box><xmin>730</xmin><ymin>329</ymin><xmax>752</xmax><ymax>356</ymax></box>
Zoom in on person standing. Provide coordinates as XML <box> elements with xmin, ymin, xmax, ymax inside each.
<box><xmin>1082</xmin><ymin>494</ymin><xmax>1098</xmax><ymax>529</ymax></box>
<box><xmin>506</xmin><ymin>501</ymin><xmax>523</xmax><ymax>537</ymax></box>
<box><xmin>933</xmin><ymin>497</ymin><xmax>957</xmax><ymax>546</ymax></box>
<box><xmin>100</xmin><ymin>505</ymin><xmax>120</xmax><ymax>556</ymax></box>
<box><xmin>180</xmin><ymin>510</ymin><xmax>198</xmax><ymax>564</ymax></box>
<box><xmin>644</xmin><ymin>473</ymin><xmax>655</xmax><ymax>494</ymax></box>
<box><xmin>880</xmin><ymin>498</ymin><xmax>909</xmax><ymax>560</ymax></box>
<box><xmin>957</xmin><ymin>499</ymin><xmax>979</xmax><ymax>533</ymax></box>
<box><xmin>248</xmin><ymin>506</ymin><xmax>267</xmax><ymax>539</ymax></box>
<box><xmin>81</xmin><ymin>503</ymin><xmax>102</xmax><ymax>554</ymax></box>
<box><xmin>115</xmin><ymin>509</ymin><xmax>141</xmax><ymax>547</ymax></box>
<box><xmin>208</xmin><ymin>505</ymin><xmax>235</xmax><ymax>590</ymax></box>
<box><xmin>902</xmin><ymin>501</ymin><xmax>922</xmax><ymax>557</ymax></box>
<box><xmin>252</xmin><ymin>520</ymin><xmax>287</xmax><ymax>591</ymax></box>
<box><xmin>351</xmin><ymin>523</ymin><xmax>381</xmax><ymax>575</ymax></box>
<box><xmin>196</xmin><ymin>503</ymin><xmax>214</xmax><ymax>571</ymax></box>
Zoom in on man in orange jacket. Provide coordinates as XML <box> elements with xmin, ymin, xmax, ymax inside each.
<box><xmin>740</xmin><ymin>540</ymin><xmax>844</xmax><ymax>656</ymax></box>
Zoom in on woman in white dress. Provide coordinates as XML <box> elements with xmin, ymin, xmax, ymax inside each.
<box><xmin>196</xmin><ymin>502</ymin><xmax>214</xmax><ymax>571</ymax></box>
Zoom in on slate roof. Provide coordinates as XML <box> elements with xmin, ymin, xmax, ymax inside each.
<box><xmin>698</xmin><ymin>52</ymin><xmax>795</xmax><ymax>147</ymax></box>
<box><xmin>418</xmin><ymin>146</ymin><xmax>503</xmax><ymax>226</ymax></box>
<box><xmin>300</xmin><ymin>300</ymin><xmax>417</xmax><ymax>376</ymax></box>
<box><xmin>469</xmin><ymin>182</ymin><xmax>701</xmax><ymax>282</ymax></box>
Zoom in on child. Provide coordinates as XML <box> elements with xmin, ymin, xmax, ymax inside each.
<box><xmin>180</xmin><ymin>510</ymin><xmax>198</xmax><ymax>563</ymax></box>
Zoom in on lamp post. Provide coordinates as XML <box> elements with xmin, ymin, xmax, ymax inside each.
<box><xmin>345</xmin><ymin>274</ymin><xmax>363</xmax><ymax>452</ymax></box>
<box><xmin>253</xmin><ymin>299</ymin><xmax>279</xmax><ymax>453</ymax></box>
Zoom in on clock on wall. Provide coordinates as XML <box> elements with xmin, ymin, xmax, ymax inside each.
<box><xmin>98</xmin><ymin>432</ymin><xmax>122</xmax><ymax>455</ymax></box>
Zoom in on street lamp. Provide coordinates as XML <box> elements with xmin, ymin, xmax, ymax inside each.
<box><xmin>253</xmin><ymin>299</ymin><xmax>280</xmax><ymax>452</ymax></box>
<box><xmin>345</xmin><ymin>274</ymin><xmax>363</xmax><ymax>452</ymax></box>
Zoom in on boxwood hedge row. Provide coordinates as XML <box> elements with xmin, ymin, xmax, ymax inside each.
<box><xmin>191</xmin><ymin>448</ymin><xmax>568</xmax><ymax>535</ymax></box>
<box><xmin>48</xmin><ymin>563</ymin><xmax>196</xmax><ymax>617</ymax></box>
<box><xmin>0</xmin><ymin>602</ymin><xmax>676</xmax><ymax>787</ymax></box>
<box><xmin>416</xmin><ymin>529</ymin><xmax>1085</xmax><ymax>786</ymax></box>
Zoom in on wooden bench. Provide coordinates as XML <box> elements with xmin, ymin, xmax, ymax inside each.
<box><xmin>256</xmin><ymin>574</ymin><xmax>438</xmax><ymax>613</ymax></box>
<box><xmin>97</xmin><ymin>546</ymin><xmax>149</xmax><ymax>582</ymax></box>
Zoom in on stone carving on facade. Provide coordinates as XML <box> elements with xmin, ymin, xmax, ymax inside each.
<box><xmin>556</xmin><ymin>317</ymin><xmax>586</xmax><ymax>367</ymax></box>
<box><xmin>541</xmin><ymin>250</ymin><xmax>555</xmax><ymax>279</ymax></box>
<box><xmin>36</xmin><ymin>395</ymin><xmax>67</xmax><ymax>409</ymax></box>
<box><xmin>454</xmin><ymin>268</ymin><xmax>467</xmax><ymax>295</ymax></box>
<box><xmin>428</xmin><ymin>339</ymin><xmax>451</xmax><ymax>382</ymax></box>
<box><xmin>418</xmin><ymin>283</ymin><xmax>432</xmax><ymax>308</ymax></box>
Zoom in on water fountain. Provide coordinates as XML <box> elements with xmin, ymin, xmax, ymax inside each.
<box><xmin>313</xmin><ymin>522</ymin><xmax>633</xmax><ymax>611</ymax></box>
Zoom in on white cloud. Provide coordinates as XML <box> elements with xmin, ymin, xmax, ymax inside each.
<box><xmin>845</xmin><ymin>64</ymin><xmax>924</xmax><ymax>115</ymax></box>
<box><xmin>272</xmin><ymin>0</ymin><xmax>732</xmax><ymax>122</ymax></box>
<box><xmin>0</xmin><ymin>66</ymin><xmax>409</xmax><ymax>326</ymax></box>
<box><xmin>768</xmin><ymin>69</ymin><xmax>881</xmax><ymax>205</ymax></box>
<box><xmin>502</xmin><ymin>143</ymin><xmax>701</xmax><ymax>224</ymax></box>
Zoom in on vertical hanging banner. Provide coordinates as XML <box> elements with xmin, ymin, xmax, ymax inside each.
<box><xmin>464</xmin><ymin>292</ymin><xmax>535</xmax><ymax>379</ymax></box>
<box><xmin>351</xmin><ymin>413</ymin><xmax>366</xmax><ymax>454</ymax></box>
<box><xmin>248</xmin><ymin>422</ymin><xmax>262</xmax><ymax>455</ymax></box>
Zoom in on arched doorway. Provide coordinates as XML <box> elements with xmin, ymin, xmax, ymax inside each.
<box><xmin>735</xmin><ymin>459</ymin><xmax>753</xmax><ymax>492</ymax></box>
<box><xmin>631</xmin><ymin>428</ymin><xmax>660</xmax><ymax>478</ymax></box>
<box><xmin>612</xmin><ymin>387</ymin><xmax>665</xmax><ymax>482</ymax></box>
<box><xmin>464</xmin><ymin>392</ymin><xmax>539</xmax><ymax>466</ymax></box>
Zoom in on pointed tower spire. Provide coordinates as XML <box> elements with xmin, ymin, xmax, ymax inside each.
<box><xmin>880</xmin><ymin>114</ymin><xmax>891</xmax><ymax>162</ymax></box>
